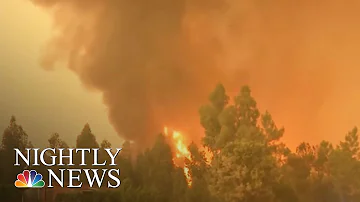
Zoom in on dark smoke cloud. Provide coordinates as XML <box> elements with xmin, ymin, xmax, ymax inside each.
<box><xmin>30</xmin><ymin>0</ymin><xmax>360</xmax><ymax>148</ymax></box>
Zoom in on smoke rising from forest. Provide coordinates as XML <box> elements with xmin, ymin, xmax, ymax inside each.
<box><xmin>29</xmin><ymin>0</ymin><xmax>360</xmax><ymax>147</ymax></box>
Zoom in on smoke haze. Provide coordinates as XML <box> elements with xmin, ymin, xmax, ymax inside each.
<box><xmin>29</xmin><ymin>0</ymin><xmax>360</xmax><ymax>148</ymax></box>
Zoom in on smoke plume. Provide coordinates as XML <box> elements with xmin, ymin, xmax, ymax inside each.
<box><xmin>30</xmin><ymin>0</ymin><xmax>360</xmax><ymax>148</ymax></box>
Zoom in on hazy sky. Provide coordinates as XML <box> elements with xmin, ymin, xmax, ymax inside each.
<box><xmin>0</xmin><ymin>0</ymin><xmax>121</xmax><ymax>147</ymax></box>
<box><xmin>3</xmin><ymin>0</ymin><xmax>360</xmax><ymax>150</ymax></box>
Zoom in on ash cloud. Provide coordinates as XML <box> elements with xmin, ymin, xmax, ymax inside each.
<box><xmin>30</xmin><ymin>0</ymin><xmax>360</xmax><ymax>148</ymax></box>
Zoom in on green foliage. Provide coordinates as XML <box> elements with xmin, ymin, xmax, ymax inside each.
<box><xmin>328</xmin><ymin>144</ymin><xmax>360</xmax><ymax>201</ymax></box>
<box><xmin>233</xmin><ymin>86</ymin><xmax>260</xmax><ymax>127</ymax></box>
<box><xmin>203</xmin><ymin>85</ymin><xmax>283</xmax><ymax>202</ymax></box>
<box><xmin>209</xmin><ymin>83</ymin><xmax>229</xmax><ymax>111</ymax></box>
<box><xmin>0</xmin><ymin>116</ymin><xmax>32</xmax><ymax>184</ymax></box>
<box><xmin>339</xmin><ymin>127</ymin><xmax>359</xmax><ymax>157</ymax></box>
<box><xmin>1</xmin><ymin>116</ymin><xmax>31</xmax><ymax>152</ymax></box>
<box><xmin>100</xmin><ymin>139</ymin><xmax>111</xmax><ymax>149</ymax></box>
<box><xmin>120</xmin><ymin>140</ymin><xmax>132</xmax><ymax>159</ymax></box>
<box><xmin>49</xmin><ymin>133</ymin><xmax>69</xmax><ymax>148</ymax></box>
<box><xmin>186</xmin><ymin>142</ymin><xmax>208</xmax><ymax>179</ymax></box>
<box><xmin>2</xmin><ymin>84</ymin><xmax>360</xmax><ymax>202</ymax></box>
<box><xmin>200</xmin><ymin>84</ymin><xmax>229</xmax><ymax>151</ymax></box>
<box><xmin>134</xmin><ymin>134</ymin><xmax>177</xmax><ymax>202</ymax></box>
<box><xmin>185</xmin><ymin>143</ymin><xmax>212</xmax><ymax>202</ymax></box>
<box><xmin>74</xmin><ymin>123</ymin><xmax>100</xmax><ymax>168</ymax></box>
<box><xmin>76</xmin><ymin>123</ymin><xmax>99</xmax><ymax>148</ymax></box>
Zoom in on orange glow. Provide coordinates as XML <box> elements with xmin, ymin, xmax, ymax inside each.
<box><xmin>184</xmin><ymin>167</ymin><xmax>191</xmax><ymax>186</ymax></box>
<box><xmin>163</xmin><ymin>126</ymin><xmax>192</xmax><ymax>186</ymax></box>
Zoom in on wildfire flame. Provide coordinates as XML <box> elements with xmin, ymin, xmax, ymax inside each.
<box><xmin>163</xmin><ymin>126</ymin><xmax>192</xmax><ymax>186</ymax></box>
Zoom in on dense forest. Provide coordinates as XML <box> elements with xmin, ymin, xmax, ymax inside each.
<box><xmin>1</xmin><ymin>84</ymin><xmax>360</xmax><ymax>202</ymax></box>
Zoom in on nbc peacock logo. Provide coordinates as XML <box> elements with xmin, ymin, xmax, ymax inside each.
<box><xmin>14</xmin><ymin>170</ymin><xmax>45</xmax><ymax>188</ymax></box>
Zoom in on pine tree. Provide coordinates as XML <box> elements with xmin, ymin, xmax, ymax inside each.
<box><xmin>76</xmin><ymin>123</ymin><xmax>99</xmax><ymax>148</ymax></box>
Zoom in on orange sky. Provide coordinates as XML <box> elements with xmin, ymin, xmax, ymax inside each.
<box><xmin>0</xmin><ymin>0</ymin><xmax>120</xmax><ymax>147</ymax></box>
<box><xmin>2</xmin><ymin>0</ymin><xmax>360</xmax><ymax>149</ymax></box>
